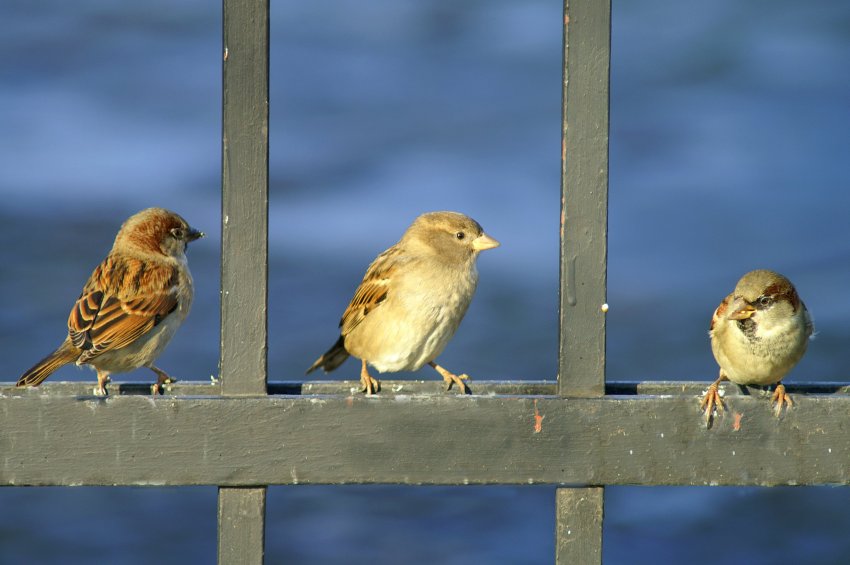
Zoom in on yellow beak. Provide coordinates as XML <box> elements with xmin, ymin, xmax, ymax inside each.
<box><xmin>472</xmin><ymin>233</ymin><xmax>500</xmax><ymax>251</ymax></box>
<box><xmin>727</xmin><ymin>297</ymin><xmax>756</xmax><ymax>320</ymax></box>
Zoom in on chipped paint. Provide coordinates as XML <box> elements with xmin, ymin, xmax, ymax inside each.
<box><xmin>732</xmin><ymin>412</ymin><xmax>743</xmax><ymax>431</ymax></box>
<box><xmin>533</xmin><ymin>399</ymin><xmax>545</xmax><ymax>433</ymax></box>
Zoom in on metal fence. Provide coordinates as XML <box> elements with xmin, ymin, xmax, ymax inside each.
<box><xmin>4</xmin><ymin>1</ymin><xmax>850</xmax><ymax>563</ymax></box>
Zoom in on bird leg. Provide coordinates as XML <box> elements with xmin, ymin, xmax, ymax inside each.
<box><xmin>770</xmin><ymin>383</ymin><xmax>793</xmax><ymax>418</ymax></box>
<box><xmin>94</xmin><ymin>371</ymin><xmax>111</xmax><ymax>396</ymax></box>
<box><xmin>149</xmin><ymin>365</ymin><xmax>175</xmax><ymax>395</ymax></box>
<box><xmin>700</xmin><ymin>371</ymin><xmax>728</xmax><ymax>428</ymax></box>
<box><xmin>428</xmin><ymin>361</ymin><xmax>470</xmax><ymax>394</ymax></box>
<box><xmin>360</xmin><ymin>359</ymin><xmax>381</xmax><ymax>395</ymax></box>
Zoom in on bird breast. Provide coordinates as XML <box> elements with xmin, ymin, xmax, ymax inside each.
<box><xmin>711</xmin><ymin>308</ymin><xmax>809</xmax><ymax>385</ymax></box>
<box><xmin>350</xmin><ymin>264</ymin><xmax>479</xmax><ymax>373</ymax></box>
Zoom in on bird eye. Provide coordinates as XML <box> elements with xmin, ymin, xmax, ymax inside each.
<box><xmin>170</xmin><ymin>227</ymin><xmax>186</xmax><ymax>240</ymax></box>
<box><xmin>757</xmin><ymin>296</ymin><xmax>774</xmax><ymax>308</ymax></box>
<box><xmin>455</xmin><ymin>232</ymin><xmax>465</xmax><ymax>240</ymax></box>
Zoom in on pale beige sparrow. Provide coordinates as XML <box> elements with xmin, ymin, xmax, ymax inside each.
<box><xmin>307</xmin><ymin>211</ymin><xmax>499</xmax><ymax>395</ymax></box>
<box><xmin>701</xmin><ymin>269</ymin><xmax>813</xmax><ymax>425</ymax></box>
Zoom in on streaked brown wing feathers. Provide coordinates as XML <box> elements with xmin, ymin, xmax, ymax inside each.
<box><xmin>68</xmin><ymin>256</ymin><xmax>180</xmax><ymax>361</ymax></box>
<box><xmin>339</xmin><ymin>246</ymin><xmax>404</xmax><ymax>336</ymax></box>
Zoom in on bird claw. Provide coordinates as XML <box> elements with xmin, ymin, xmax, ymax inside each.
<box><xmin>151</xmin><ymin>375</ymin><xmax>176</xmax><ymax>395</ymax></box>
<box><xmin>429</xmin><ymin>362</ymin><xmax>472</xmax><ymax>394</ymax></box>
<box><xmin>700</xmin><ymin>384</ymin><xmax>724</xmax><ymax>428</ymax></box>
<box><xmin>444</xmin><ymin>372</ymin><xmax>471</xmax><ymax>394</ymax></box>
<box><xmin>94</xmin><ymin>375</ymin><xmax>111</xmax><ymax>397</ymax></box>
<box><xmin>360</xmin><ymin>376</ymin><xmax>381</xmax><ymax>395</ymax></box>
<box><xmin>770</xmin><ymin>384</ymin><xmax>792</xmax><ymax>418</ymax></box>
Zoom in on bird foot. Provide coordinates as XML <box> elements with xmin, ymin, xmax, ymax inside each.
<box><xmin>770</xmin><ymin>384</ymin><xmax>793</xmax><ymax>418</ymax></box>
<box><xmin>94</xmin><ymin>375</ymin><xmax>111</xmax><ymax>397</ymax></box>
<box><xmin>149</xmin><ymin>367</ymin><xmax>175</xmax><ymax>395</ymax></box>
<box><xmin>429</xmin><ymin>362</ymin><xmax>471</xmax><ymax>394</ymax></box>
<box><xmin>444</xmin><ymin>372</ymin><xmax>470</xmax><ymax>394</ymax></box>
<box><xmin>358</xmin><ymin>360</ymin><xmax>381</xmax><ymax>395</ymax></box>
<box><xmin>151</xmin><ymin>374</ymin><xmax>176</xmax><ymax>395</ymax></box>
<box><xmin>360</xmin><ymin>375</ymin><xmax>381</xmax><ymax>395</ymax></box>
<box><xmin>699</xmin><ymin>383</ymin><xmax>724</xmax><ymax>428</ymax></box>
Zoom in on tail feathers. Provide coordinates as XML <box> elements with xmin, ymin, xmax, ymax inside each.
<box><xmin>305</xmin><ymin>336</ymin><xmax>350</xmax><ymax>375</ymax></box>
<box><xmin>17</xmin><ymin>344</ymin><xmax>79</xmax><ymax>387</ymax></box>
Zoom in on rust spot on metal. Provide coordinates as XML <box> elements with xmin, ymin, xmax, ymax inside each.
<box><xmin>732</xmin><ymin>412</ymin><xmax>743</xmax><ymax>431</ymax></box>
<box><xmin>533</xmin><ymin>399</ymin><xmax>544</xmax><ymax>433</ymax></box>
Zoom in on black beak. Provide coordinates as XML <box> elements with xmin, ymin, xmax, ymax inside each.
<box><xmin>188</xmin><ymin>228</ymin><xmax>205</xmax><ymax>242</ymax></box>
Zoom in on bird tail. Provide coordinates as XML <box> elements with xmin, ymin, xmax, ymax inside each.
<box><xmin>17</xmin><ymin>342</ymin><xmax>78</xmax><ymax>387</ymax></box>
<box><xmin>305</xmin><ymin>336</ymin><xmax>350</xmax><ymax>375</ymax></box>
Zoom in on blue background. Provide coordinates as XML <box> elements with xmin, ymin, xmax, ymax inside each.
<box><xmin>2</xmin><ymin>0</ymin><xmax>849</xmax><ymax>563</ymax></box>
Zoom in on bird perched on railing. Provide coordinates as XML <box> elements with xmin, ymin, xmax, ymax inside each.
<box><xmin>307</xmin><ymin>211</ymin><xmax>499</xmax><ymax>395</ymax></box>
<box><xmin>17</xmin><ymin>207</ymin><xmax>204</xmax><ymax>396</ymax></box>
<box><xmin>701</xmin><ymin>269</ymin><xmax>813</xmax><ymax>426</ymax></box>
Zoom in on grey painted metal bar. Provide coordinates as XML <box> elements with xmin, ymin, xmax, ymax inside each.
<box><xmin>558</xmin><ymin>0</ymin><xmax>610</xmax><ymax>398</ymax></box>
<box><xmin>556</xmin><ymin>488</ymin><xmax>604</xmax><ymax>563</ymax></box>
<box><xmin>558</xmin><ymin>0</ymin><xmax>611</xmax><ymax>561</ymax></box>
<box><xmin>221</xmin><ymin>0</ymin><xmax>270</xmax><ymax>562</ymax></box>
<box><xmin>5</xmin><ymin>393</ymin><xmax>850</xmax><ymax>486</ymax></box>
<box><xmin>219</xmin><ymin>488</ymin><xmax>266</xmax><ymax>565</ymax></box>
<box><xmin>221</xmin><ymin>0</ymin><xmax>269</xmax><ymax>397</ymax></box>
<box><xmin>5</xmin><ymin>380</ymin><xmax>847</xmax><ymax>397</ymax></box>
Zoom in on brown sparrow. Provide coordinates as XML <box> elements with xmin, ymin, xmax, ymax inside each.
<box><xmin>701</xmin><ymin>269</ymin><xmax>813</xmax><ymax>424</ymax></box>
<box><xmin>16</xmin><ymin>208</ymin><xmax>204</xmax><ymax>396</ymax></box>
<box><xmin>306</xmin><ymin>211</ymin><xmax>499</xmax><ymax>395</ymax></box>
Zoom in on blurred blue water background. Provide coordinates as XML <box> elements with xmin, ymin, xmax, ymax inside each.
<box><xmin>2</xmin><ymin>0</ymin><xmax>850</xmax><ymax>563</ymax></box>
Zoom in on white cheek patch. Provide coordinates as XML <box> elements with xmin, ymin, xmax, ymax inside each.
<box><xmin>753</xmin><ymin>307</ymin><xmax>804</xmax><ymax>339</ymax></box>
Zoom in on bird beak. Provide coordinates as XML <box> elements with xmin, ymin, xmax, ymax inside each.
<box><xmin>472</xmin><ymin>233</ymin><xmax>500</xmax><ymax>251</ymax></box>
<box><xmin>188</xmin><ymin>228</ymin><xmax>205</xmax><ymax>242</ymax></box>
<box><xmin>727</xmin><ymin>297</ymin><xmax>756</xmax><ymax>320</ymax></box>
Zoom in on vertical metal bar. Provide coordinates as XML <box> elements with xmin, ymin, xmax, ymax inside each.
<box><xmin>557</xmin><ymin>0</ymin><xmax>610</xmax><ymax>563</ymax></box>
<box><xmin>558</xmin><ymin>0</ymin><xmax>610</xmax><ymax>398</ymax></box>
<box><xmin>219</xmin><ymin>0</ymin><xmax>269</xmax><ymax>563</ymax></box>
<box><xmin>556</xmin><ymin>488</ymin><xmax>604</xmax><ymax>563</ymax></box>
<box><xmin>219</xmin><ymin>488</ymin><xmax>268</xmax><ymax>563</ymax></box>
<box><xmin>221</xmin><ymin>0</ymin><xmax>269</xmax><ymax>396</ymax></box>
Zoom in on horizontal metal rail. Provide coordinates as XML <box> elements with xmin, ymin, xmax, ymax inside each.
<box><xmin>5</xmin><ymin>380</ymin><xmax>847</xmax><ymax>396</ymax></box>
<box><xmin>4</xmin><ymin>382</ymin><xmax>849</xmax><ymax>487</ymax></box>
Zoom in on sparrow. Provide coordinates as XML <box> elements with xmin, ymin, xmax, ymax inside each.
<box><xmin>16</xmin><ymin>208</ymin><xmax>204</xmax><ymax>396</ymax></box>
<box><xmin>701</xmin><ymin>269</ymin><xmax>813</xmax><ymax>425</ymax></box>
<box><xmin>306</xmin><ymin>211</ymin><xmax>500</xmax><ymax>395</ymax></box>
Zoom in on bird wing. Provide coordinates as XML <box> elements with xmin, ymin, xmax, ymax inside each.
<box><xmin>339</xmin><ymin>245</ymin><xmax>408</xmax><ymax>336</ymax></box>
<box><xmin>68</xmin><ymin>255</ymin><xmax>180</xmax><ymax>362</ymax></box>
